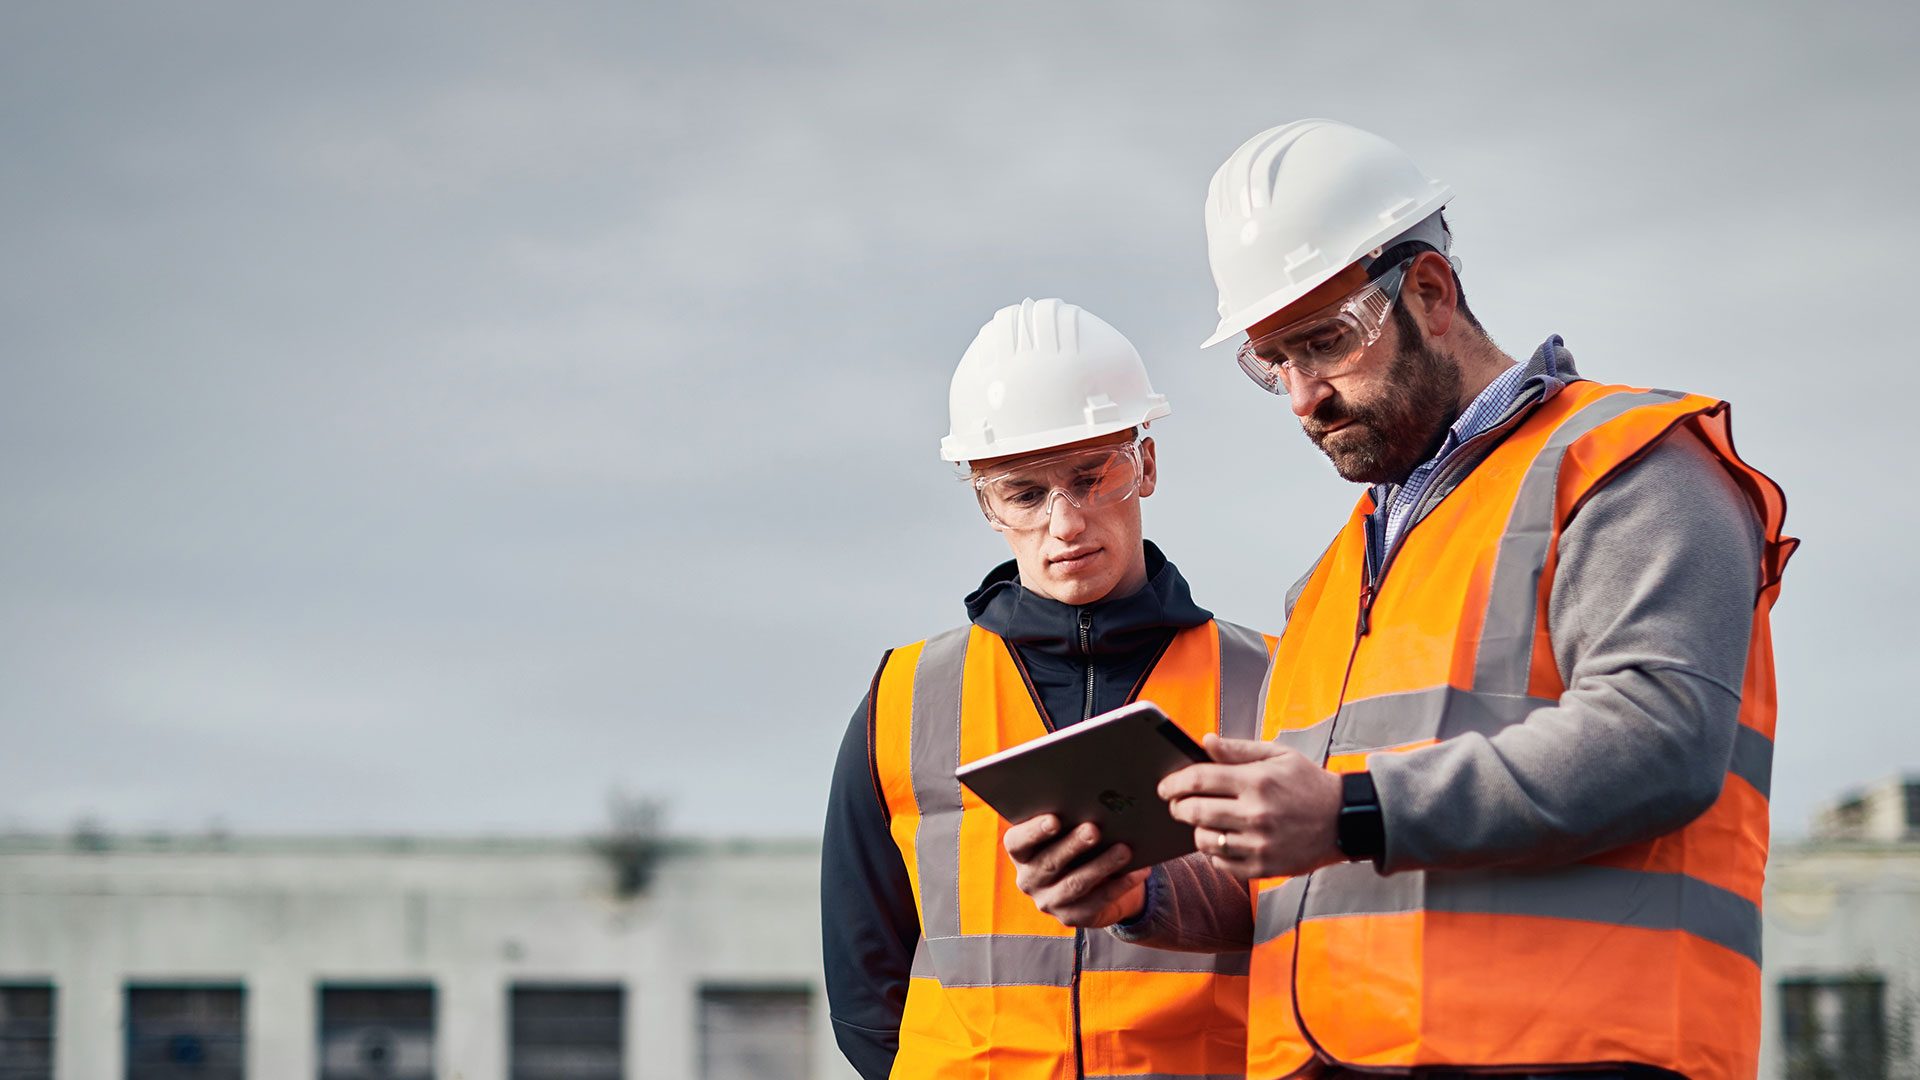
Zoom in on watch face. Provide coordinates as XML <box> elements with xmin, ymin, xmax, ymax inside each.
<box><xmin>1336</xmin><ymin>772</ymin><xmax>1382</xmax><ymax>859</ymax></box>
<box><xmin>1337</xmin><ymin>804</ymin><xmax>1384</xmax><ymax>860</ymax></box>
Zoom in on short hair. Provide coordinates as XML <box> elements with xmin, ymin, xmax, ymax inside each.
<box><xmin>1375</xmin><ymin>211</ymin><xmax>1485</xmax><ymax>337</ymax></box>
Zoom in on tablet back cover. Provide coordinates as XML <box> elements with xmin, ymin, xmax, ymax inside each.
<box><xmin>954</xmin><ymin>701</ymin><xmax>1209</xmax><ymax>871</ymax></box>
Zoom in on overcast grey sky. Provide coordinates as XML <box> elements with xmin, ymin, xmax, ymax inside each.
<box><xmin>2</xmin><ymin>2</ymin><xmax>1914</xmax><ymax>840</ymax></box>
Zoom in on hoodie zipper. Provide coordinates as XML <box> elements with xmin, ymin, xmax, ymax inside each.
<box><xmin>1078</xmin><ymin>608</ymin><xmax>1096</xmax><ymax>720</ymax></box>
<box><xmin>1071</xmin><ymin>605</ymin><xmax>1093</xmax><ymax>1077</ymax></box>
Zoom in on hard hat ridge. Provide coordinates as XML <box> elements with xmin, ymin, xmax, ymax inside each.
<box><xmin>1003</xmin><ymin>297</ymin><xmax>1078</xmax><ymax>357</ymax></box>
<box><xmin>940</xmin><ymin>298</ymin><xmax>1171</xmax><ymax>463</ymax></box>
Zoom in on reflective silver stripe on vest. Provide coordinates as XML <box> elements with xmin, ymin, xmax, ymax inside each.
<box><xmin>1298</xmin><ymin>860</ymin><xmax>1425</xmax><ymax>919</ymax></box>
<box><xmin>1253</xmin><ymin>877</ymin><xmax>1308</xmax><ymax>945</ymax></box>
<box><xmin>1326</xmin><ymin>685</ymin><xmax>1556</xmax><ymax>754</ymax></box>
<box><xmin>911</xmin><ymin>934</ymin><xmax>1077</xmax><ymax>987</ymax></box>
<box><xmin>1259</xmin><ymin>862</ymin><xmax>1760</xmax><ymax>966</ymax></box>
<box><xmin>1215</xmin><ymin>620</ymin><xmax>1271</xmax><ymax>742</ymax></box>
<box><xmin>906</xmin><ymin>906</ymin><xmax>1245</xmax><ymax>984</ymax></box>
<box><xmin>1473</xmin><ymin>388</ymin><xmax>1688</xmax><ymax>697</ymax></box>
<box><xmin>1084</xmin><ymin>929</ymin><xmax>1249</xmax><ymax>976</ymax></box>
<box><xmin>1730</xmin><ymin>722</ymin><xmax>1773</xmax><ymax>799</ymax></box>
<box><xmin>1427</xmin><ymin>864</ymin><xmax>1762</xmax><ymax>965</ymax></box>
<box><xmin>908</xmin><ymin>627</ymin><xmax>972</xmax><ymax>944</ymax></box>
<box><xmin>1273</xmin><ymin>683</ymin><xmax>1773</xmax><ymax>798</ymax></box>
<box><xmin>1257</xmin><ymin>866</ymin><xmax>1421</xmax><ymax>943</ymax></box>
<box><xmin>1270</xmin><ymin>714</ymin><xmax>1334</xmax><ymax>761</ymax></box>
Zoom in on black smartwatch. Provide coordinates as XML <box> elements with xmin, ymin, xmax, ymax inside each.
<box><xmin>1336</xmin><ymin>771</ymin><xmax>1385</xmax><ymax>862</ymax></box>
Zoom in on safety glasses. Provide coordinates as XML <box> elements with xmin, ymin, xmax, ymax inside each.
<box><xmin>1235</xmin><ymin>258</ymin><xmax>1414</xmax><ymax>394</ymax></box>
<box><xmin>971</xmin><ymin>439</ymin><xmax>1144</xmax><ymax>532</ymax></box>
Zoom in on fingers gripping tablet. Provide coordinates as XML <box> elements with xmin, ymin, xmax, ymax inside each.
<box><xmin>955</xmin><ymin>701</ymin><xmax>1209</xmax><ymax>871</ymax></box>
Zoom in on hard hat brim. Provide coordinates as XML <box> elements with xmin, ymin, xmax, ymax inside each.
<box><xmin>939</xmin><ymin>404</ymin><xmax>1171</xmax><ymax>464</ymax></box>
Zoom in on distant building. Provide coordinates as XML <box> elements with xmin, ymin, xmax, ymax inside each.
<box><xmin>0</xmin><ymin>832</ymin><xmax>854</xmax><ymax>1080</ymax></box>
<box><xmin>9</xmin><ymin>778</ymin><xmax>1919</xmax><ymax>1080</ymax></box>
<box><xmin>1762</xmin><ymin>775</ymin><xmax>1920</xmax><ymax>1080</ymax></box>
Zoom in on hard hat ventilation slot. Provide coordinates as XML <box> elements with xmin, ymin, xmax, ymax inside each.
<box><xmin>1283</xmin><ymin>244</ymin><xmax>1327</xmax><ymax>279</ymax></box>
<box><xmin>1380</xmin><ymin>197</ymin><xmax>1418</xmax><ymax>223</ymax></box>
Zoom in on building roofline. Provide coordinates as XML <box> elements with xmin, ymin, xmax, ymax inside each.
<box><xmin>0</xmin><ymin>832</ymin><xmax>819</xmax><ymax>857</ymax></box>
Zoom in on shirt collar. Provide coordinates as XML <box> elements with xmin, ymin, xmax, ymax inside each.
<box><xmin>1369</xmin><ymin>358</ymin><xmax>1529</xmax><ymax>507</ymax></box>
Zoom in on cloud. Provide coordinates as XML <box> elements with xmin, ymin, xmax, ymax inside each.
<box><xmin>0</xmin><ymin>0</ymin><xmax>1911</xmax><ymax>838</ymax></box>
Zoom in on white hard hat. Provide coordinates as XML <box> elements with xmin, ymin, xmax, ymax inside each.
<box><xmin>1201</xmin><ymin>119</ymin><xmax>1453</xmax><ymax>348</ymax></box>
<box><xmin>940</xmin><ymin>298</ymin><xmax>1171</xmax><ymax>463</ymax></box>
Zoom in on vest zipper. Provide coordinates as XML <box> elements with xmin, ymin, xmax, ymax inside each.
<box><xmin>1294</xmin><ymin>601</ymin><xmax>1367</xmax><ymax>1071</ymax></box>
<box><xmin>1071</xmin><ymin>928</ymin><xmax>1087</xmax><ymax>1078</ymax></box>
<box><xmin>1307</xmin><ymin>382</ymin><xmax>1556</xmax><ymax>1069</ymax></box>
<box><xmin>1079</xmin><ymin>608</ymin><xmax>1096</xmax><ymax>721</ymax></box>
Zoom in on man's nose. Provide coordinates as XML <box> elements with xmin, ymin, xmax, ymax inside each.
<box><xmin>1287</xmin><ymin>373</ymin><xmax>1334</xmax><ymax>418</ymax></box>
<box><xmin>1047</xmin><ymin>492</ymin><xmax>1087</xmax><ymax>539</ymax></box>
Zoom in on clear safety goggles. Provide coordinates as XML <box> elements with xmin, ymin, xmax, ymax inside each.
<box><xmin>1235</xmin><ymin>258</ymin><xmax>1414</xmax><ymax>394</ymax></box>
<box><xmin>970</xmin><ymin>438</ymin><xmax>1145</xmax><ymax>532</ymax></box>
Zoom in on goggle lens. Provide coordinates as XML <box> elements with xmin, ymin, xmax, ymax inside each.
<box><xmin>1233</xmin><ymin>258</ymin><xmax>1414</xmax><ymax>395</ymax></box>
<box><xmin>1238</xmin><ymin>316</ymin><xmax>1366</xmax><ymax>393</ymax></box>
<box><xmin>973</xmin><ymin>442</ymin><xmax>1143</xmax><ymax>531</ymax></box>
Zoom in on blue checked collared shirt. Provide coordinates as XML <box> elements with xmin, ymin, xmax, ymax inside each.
<box><xmin>1373</xmin><ymin>359</ymin><xmax>1530</xmax><ymax>557</ymax></box>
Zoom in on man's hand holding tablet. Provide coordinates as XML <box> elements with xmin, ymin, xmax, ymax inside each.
<box><xmin>956</xmin><ymin>700</ymin><xmax>1205</xmax><ymax>927</ymax></box>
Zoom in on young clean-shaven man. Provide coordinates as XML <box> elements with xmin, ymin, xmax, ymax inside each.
<box><xmin>822</xmin><ymin>298</ymin><xmax>1274</xmax><ymax>1080</ymax></box>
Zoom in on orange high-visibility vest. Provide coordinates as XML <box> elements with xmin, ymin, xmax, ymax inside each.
<box><xmin>874</xmin><ymin>619</ymin><xmax>1275</xmax><ymax>1080</ymax></box>
<box><xmin>1248</xmin><ymin>382</ymin><xmax>1795</xmax><ymax>1080</ymax></box>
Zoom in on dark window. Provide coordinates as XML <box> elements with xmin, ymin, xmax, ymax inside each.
<box><xmin>1904</xmin><ymin>781</ymin><xmax>1920</xmax><ymax>831</ymax></box>
<box><xmin>317</xmin><ymin>986</ymin><xmax>434</xmax><ymax>1080</ymax></box>
<box><xmin>509</xmin><ymin>985</ymin><xmax>623</xmax><ymax>1080</ymax></box>
<box><xmin>0</xmin><ymin>985</ymin><xmax>55</xmax><ymax>1080</ymax></box>
<box><xmin>697</xmin><ymin>986</ymin><xmax>810</xmax><ymax>1080</ymax></box>
<box><xmin>1781</xmin><ymin>975</ymin><xmax>1887</xmax><ymax>1080</ymax></box>
<box><xmin>127</xmin><ymin>985</ymin><xmax>245</xmax><ymax>1080</ymax></box>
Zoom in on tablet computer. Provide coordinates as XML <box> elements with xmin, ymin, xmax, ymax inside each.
<box><xmin>954</xmin><ymin>700</ymin><xmax>1210</xmax><ymax>872</ymax></box>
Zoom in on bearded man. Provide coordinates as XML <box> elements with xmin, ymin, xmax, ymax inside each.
<box><xmin>1006</xmin><ymin>120</ymin><xmax>1796</xmax><ymax>1080</ymax></box>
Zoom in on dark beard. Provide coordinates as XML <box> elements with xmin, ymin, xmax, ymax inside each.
<box><xmin>1302</xmin><ymin>332</ymin><xmax>1462</xmax><ymax>485</ymax></box>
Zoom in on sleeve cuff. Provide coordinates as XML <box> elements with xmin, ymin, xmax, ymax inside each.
<box><xmin>1108</xmin><ymin>864</ymin><xmax>1162</xmax><ymax>941</ymax></box>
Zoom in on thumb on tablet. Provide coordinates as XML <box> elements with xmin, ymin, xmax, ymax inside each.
<box><xmin>1202</xmin><ymin>733</ymin><xmax>1284</xmax><ymax>764</ymax></box>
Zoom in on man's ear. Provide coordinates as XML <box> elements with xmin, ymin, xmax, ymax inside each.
<box><xmin>1403</xmin><ymin>250</ymin><xmax>1458</xmax><ymax>339</ymax></box>
<box><xmin>1137</xmin><ymin>436</ymin><xmax>1158</xmax><ymax>499</ymax></box>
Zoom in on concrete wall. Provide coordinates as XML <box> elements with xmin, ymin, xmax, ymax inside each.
<box><xmin>0</xmin><ymin>835</ymin><xmax>857</xmax><ymax>1080</ymax></box>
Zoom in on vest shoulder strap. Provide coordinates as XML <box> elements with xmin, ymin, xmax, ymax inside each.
<box><xmin>1212</xmin><ymin>619</ymin><xmax>1274</xmax><ymax>741</ymax></box>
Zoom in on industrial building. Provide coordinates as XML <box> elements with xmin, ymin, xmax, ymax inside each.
<box><xmin>3</xmin><ymin>776</ymin><xmax>1918</xmax><ymax>1079</ymax></box>
<box><xmin>0</xmin><ymin>830</ymin><xmax>854</xmax><ymax>1080</ymax></box>
<box><xmin>1762</xmin><ymin>774</ymin><xmax>1920</xmax><ymax>1080</ymax></box>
